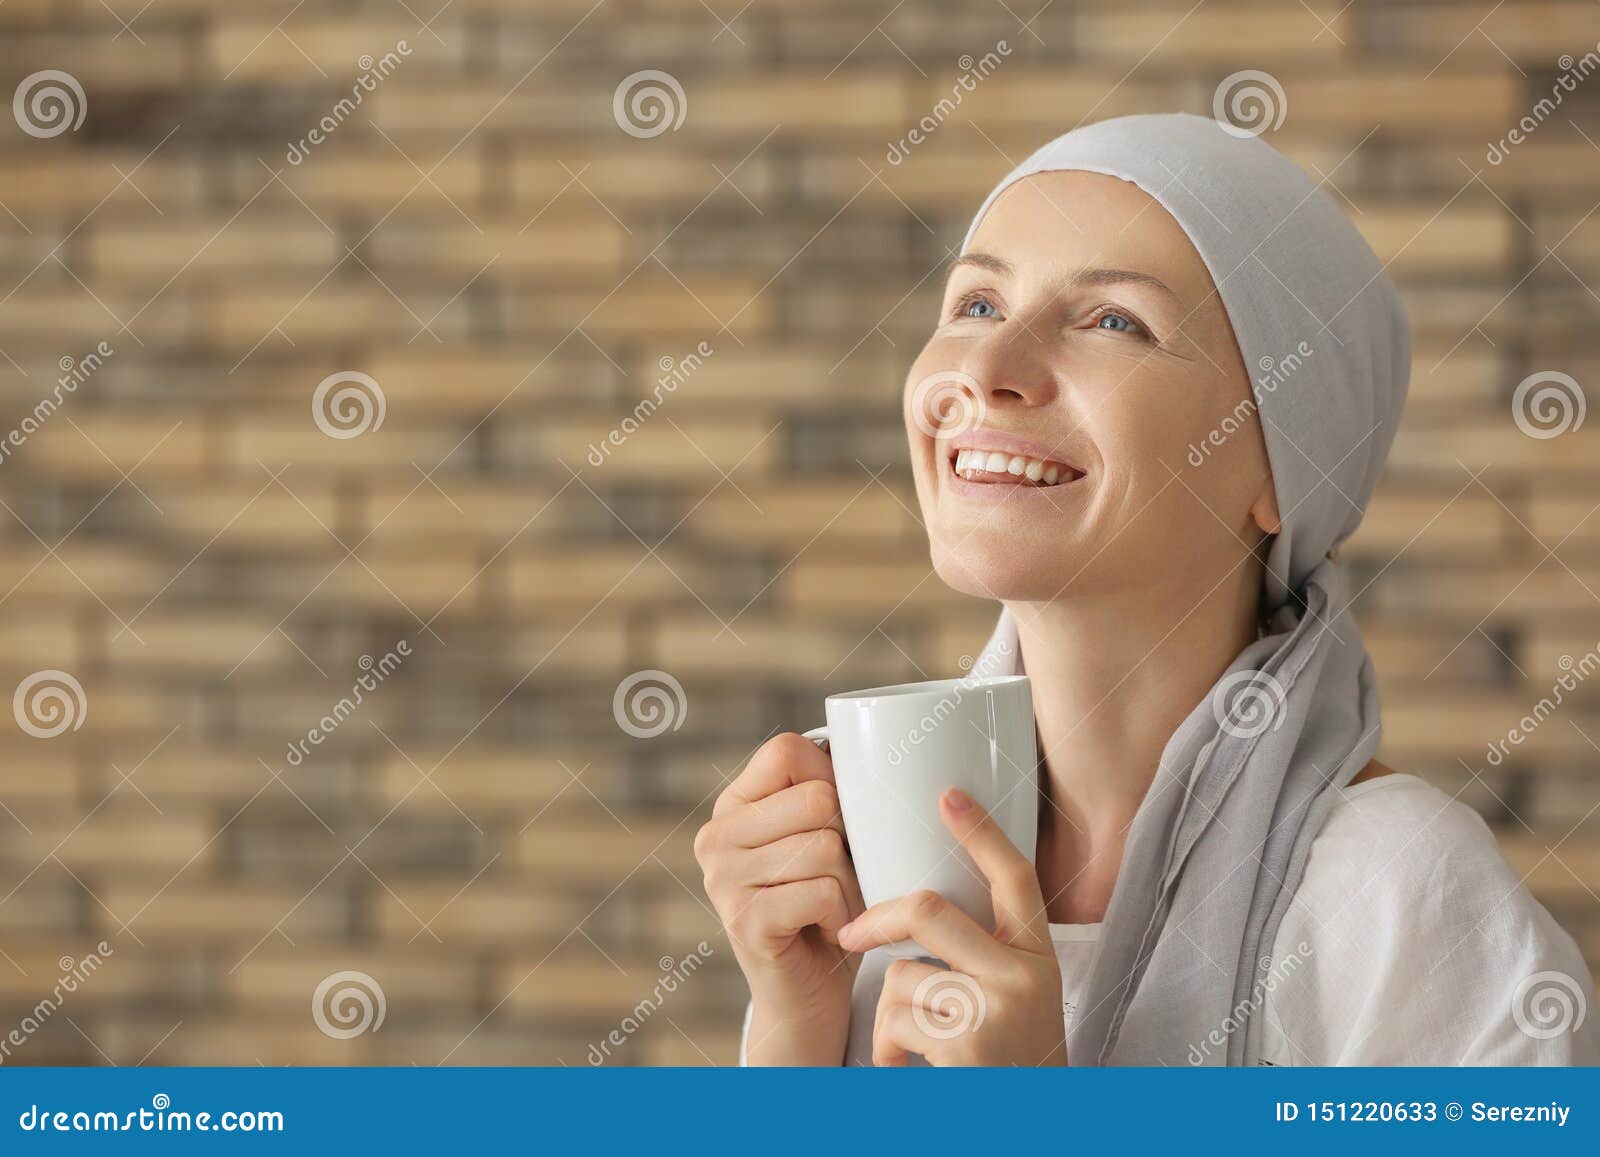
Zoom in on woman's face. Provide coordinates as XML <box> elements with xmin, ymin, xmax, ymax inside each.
<box><xmin>905</xmin><ymin>170</ymin><xmax>1279</xmax><ymax>603</ymax></box>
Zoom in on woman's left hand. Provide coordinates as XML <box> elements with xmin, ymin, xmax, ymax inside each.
<box><xmin>836</xmin><ymin>788</ymin><xmax>1067</xmax><ymax>1067</ymax></box>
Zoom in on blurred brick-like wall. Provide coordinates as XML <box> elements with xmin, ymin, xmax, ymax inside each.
<box><xmin>0</xmin><ymin>0</ymin><xmax>1596</xmax><ymax>1065</ymax></box>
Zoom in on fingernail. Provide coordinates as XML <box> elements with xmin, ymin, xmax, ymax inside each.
<box><xmin>836</xmin><ymin>920</ymin><xmax>855</xmax><ymax>944</ymax></box>
<box><xmin>944</xmin><ymin>788</ymin><xmax>973</xmax><ymax>811</ymax></box>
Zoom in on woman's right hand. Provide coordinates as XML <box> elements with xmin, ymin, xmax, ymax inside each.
<box><xmin>695</xmin><ymin>732</ymin><xmax>864</xmax><ymax>1066</ymax></box>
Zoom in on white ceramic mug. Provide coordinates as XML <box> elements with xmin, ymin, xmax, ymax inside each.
<box><xmin>804</xmin><ymin>674</ymin><xmax>1038</xmax><ymax>958</ymax></box>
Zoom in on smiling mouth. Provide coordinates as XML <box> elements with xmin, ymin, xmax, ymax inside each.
<box><xmin>949</xmin><ymin>447</ymin><xmax>1085</xmax><ymax>487</ymax></box>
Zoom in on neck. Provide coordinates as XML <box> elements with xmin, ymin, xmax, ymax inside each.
<box><xmin>1009</xmin><ymin>562</ymin><xmax>1262</xmax><ymax>923</ymax></box>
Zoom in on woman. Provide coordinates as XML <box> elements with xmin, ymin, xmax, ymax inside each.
<box><xmin>694</xmin><ymin>113</ymin><xmax>1600</xmax><ymax>1066</ymax></box>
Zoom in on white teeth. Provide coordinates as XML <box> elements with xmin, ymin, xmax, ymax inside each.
<box><xmin>950</xmin><ymin>447</ymin><xmax>1077</xmax><ymax>486</ymax></box>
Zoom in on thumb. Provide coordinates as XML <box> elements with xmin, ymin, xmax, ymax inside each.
<box><xmin>940</xmin><ymin>788</ymin><xmax>1049</xmax><ymax>952</ymax></box>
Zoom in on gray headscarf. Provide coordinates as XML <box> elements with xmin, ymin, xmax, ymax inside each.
<box><xmin>903</xmin><ymin>113</ymin><xmax>1407</xmax><ymax>1065</ymax></box>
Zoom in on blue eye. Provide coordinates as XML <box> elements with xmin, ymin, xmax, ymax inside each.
<box><xmin>957</xmin><ymin>296</ymin><xmax>998</xmax><ymax>320</ymax></box>
<box><xmin>1096</xmin><ymin>311</ymin><xmax>1137</xmax><ymax>332</ymax></box>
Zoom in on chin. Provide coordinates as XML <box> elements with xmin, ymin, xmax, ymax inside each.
<box><xmin>928</xmin><ymin>532</ymin><xmax>1067</xmax><ymax>603</ymax></box>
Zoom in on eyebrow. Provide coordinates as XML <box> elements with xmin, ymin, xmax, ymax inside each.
<box><xmin>948</xmin><ymin>252</ymin><xmax>1179</xmax><ymax>301</ymax></box>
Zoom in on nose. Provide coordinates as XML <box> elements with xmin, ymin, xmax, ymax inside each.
<box><xmin>960</xmin><ymin>327</ymin><xmax>1058</xmax><ymax>408</ymax></box>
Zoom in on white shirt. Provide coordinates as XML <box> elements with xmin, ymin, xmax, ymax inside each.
<box><xmin>743</xmin><ymin>773</ymin><xmax>1600</xmax><ymax>1064</ymax></box>
<box><xmin>1053</xmin><ymin>773</ymin><xmax>1599</xmax><ymax>1064</ymax></box>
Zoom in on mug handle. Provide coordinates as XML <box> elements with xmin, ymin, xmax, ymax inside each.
<box><xmin>801</xmin><ymin>725</ymin><xmax>829</xmax><ymax>752</ymax></box>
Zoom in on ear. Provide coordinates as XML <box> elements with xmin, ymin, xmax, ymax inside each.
<box><xmin>1249</xmin><ymin>478</ymin><xmax>1281</xmax><ymax>536</ymax></box>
